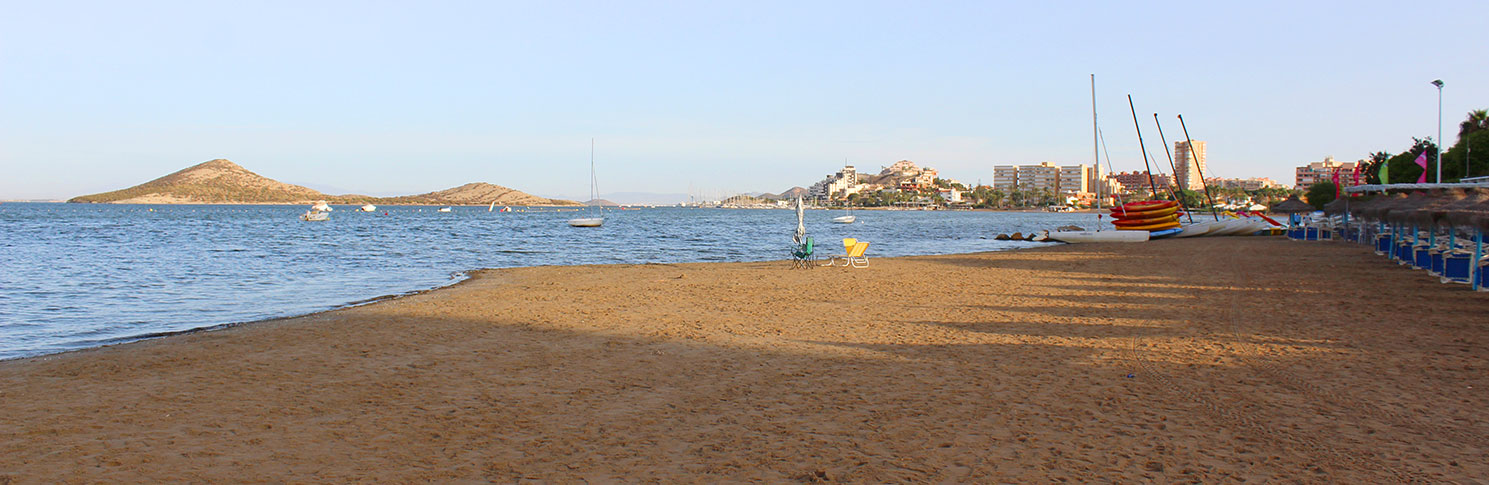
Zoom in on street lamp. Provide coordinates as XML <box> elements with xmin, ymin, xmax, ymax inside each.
<box><xmin>1432</xmin><ymin>79</ymin><xmax>1443</xmax><ymax>183</ymax></box>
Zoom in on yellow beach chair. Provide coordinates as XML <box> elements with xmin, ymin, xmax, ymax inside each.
<box><xmin>828</xmin><ymin>241</ymin><xmax>870</xmax><ymax>268</ymax></box>
<box><xmin>821</xmin><ymin>238</ymin><xmax>856</xmax><ymax>266</ymax></box>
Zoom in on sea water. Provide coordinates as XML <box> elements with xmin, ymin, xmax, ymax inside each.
<box><xmin>0</xmin><ymin>203</ymin><xmax>1106</xmax><ymax>359</ymax></box>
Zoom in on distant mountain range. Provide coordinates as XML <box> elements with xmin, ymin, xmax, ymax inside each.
<box><xmin>67</xmin><ymin>159</ymin><xmax>581</xmax><ymax>206</ymax></box>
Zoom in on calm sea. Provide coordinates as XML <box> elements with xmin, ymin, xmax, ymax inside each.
<box><xmin>0</xmin><ymin>203</ymin><xmax>1105</xmax><ymax>359</ymax></box>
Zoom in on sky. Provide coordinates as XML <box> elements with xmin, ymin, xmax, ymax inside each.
<box><xmin>3</xmin><ymin>0</ymin><xmax>1487</xmax><ymax>201</ymax></box>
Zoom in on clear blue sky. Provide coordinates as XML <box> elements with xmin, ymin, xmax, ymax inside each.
<box><xmin>3</xmin><ymin>0</ymin><xmax>1486</xmax><ymax>200</ymax></box>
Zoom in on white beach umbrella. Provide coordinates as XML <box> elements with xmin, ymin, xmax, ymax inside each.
<box><xmin>793</xmin><ymin>197</ymin><xmax>806</xmax><ymax>245</ymax></box>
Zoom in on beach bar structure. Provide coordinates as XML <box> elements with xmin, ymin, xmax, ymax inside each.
<box><xmin>1311</xmin><ymin>182</ymin><xmax>1489</xmax><ymax>291</ymax></box>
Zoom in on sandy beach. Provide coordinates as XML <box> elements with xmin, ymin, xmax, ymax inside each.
<box><xmin>2</xmin><ymin>237</ymin><xmax>1486</xmax><ymax>482</ymax></box>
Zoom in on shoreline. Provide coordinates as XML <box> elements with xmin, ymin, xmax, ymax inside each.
<box><xmin>4</xmin><ymin>238</ymin><xmax>1486</xmax><ymax>481</ymax></box>
<box><xmin>2</xmin><ymin>236</ymin><xmax>1071</xmax><ymax>362</ymax></box>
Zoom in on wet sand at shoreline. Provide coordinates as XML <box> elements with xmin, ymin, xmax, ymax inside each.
<box><xmin>2</xmin><ymin>237</ymin><xmax>1486</xmax><ymax>482</ymax></box>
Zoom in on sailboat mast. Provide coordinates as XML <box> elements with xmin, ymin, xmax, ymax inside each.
<box><xmin>1152</xmin><ymin>114</ymin><xmax>1193</xmax><ymax>223</ymax></box>
<box><xmin>590</xmin><ymin>138</ymin><xmax>599</xmax><ymax>202</ymax></box>
<box><xmin>1092</xmin><ymin>74</ymin><xmax>1100</xmax><ymax>211</ymax></box>
<box><xmin>1127</xmin><ymin>95</ymin><xmax>1159</xmax><ymax>198</ymax></box>
<box><xmin>1177</xmin><ymin>115</ymin><xmax>1221</xmax><ymax>221</ymax></box>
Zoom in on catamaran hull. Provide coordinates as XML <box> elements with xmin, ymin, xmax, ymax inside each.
<box><xmin>1048</xmin><ymin>230</ymin><xmax>1150</xmax><ymax>243</ymax></box>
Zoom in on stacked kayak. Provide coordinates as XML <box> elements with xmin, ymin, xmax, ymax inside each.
<box><xmin>1110</xmin><ymin>200</ymin><xmax>1181</xmax><ymax>232</ymax></box>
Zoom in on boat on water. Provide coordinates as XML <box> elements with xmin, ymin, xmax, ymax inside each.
<box><xmin>831</xmin><ymin>202</ymin><xmax>856</xmax><ymax>223</ymax></box>
<box><xmin>437</xmin><ymin>207</ymin><xmax>453</xmax><ymax>213</ymax></box>
<box><xmin>359</xmin><ymin>204</ymin><xmax>377</xmax><ymax>212</ymax></box>
<box><xmin>569</xmin><ymin>139</ymin><xmax>605</xmax><ymax>228</ymax></box>
<box><xmin>299</xmin><ymin>209</ymin><xmax>329</xmax><ymax>221</ymax></box>
<box><xmin>311</xmin><ymin>201</ymin><xmax>333</xmax><ymax>212</ymax></box>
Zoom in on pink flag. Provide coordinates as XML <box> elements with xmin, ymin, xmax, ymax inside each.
<box><xmin>1415</xmin><ymin>152</ymin><xmax>1428</xmax><ymax>183</ymax></box>
<box><xmin>1332</xmin><ymin>169</ymin><xmax>1341</xmax><ymax>198</ymax></box>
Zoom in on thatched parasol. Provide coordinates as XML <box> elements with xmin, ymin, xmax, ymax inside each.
<box><xmin>1360</xmin><ymin>193</ymin><xmax>1408</xmax><ymax>222</ymax></box>
<box><xmin>1347</xmin><ymin>194</ymin><xmax>1385</xmax><ymax>219</ymax></box>
<box><xmin>1407</xmin><ymin>189</ymin><xmax>1466</xmax><ymax>227</ymax></box>
<box><xmin>1443</xmin><ymin>189</ymin><xmax>1489</xmax><ymax>228</ymax></box>
<box><xmin>1268</xmin><ymin>195</ymin><xmax>1314</xmax><ymax>214</ymax></box>
<box><xmin>1465</xmin><ymin>196</ymin><xmax>1489</xmax><ymax>232</ymax></box>
<box><xmin>1321</xmin><ymin>197</ymin><xmax>1349</xmax><ymax>215</ymax></box>
<box><xmin>1384</xmin><ymin>191</ymin><xmax>1436</xmax><ymax>225</ymax></box>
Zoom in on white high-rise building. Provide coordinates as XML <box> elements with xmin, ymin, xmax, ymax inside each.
<box><xmin>1174</xmin><ymin>141</ymin><xmax>1207</xmax><ymax>191</ymax></box>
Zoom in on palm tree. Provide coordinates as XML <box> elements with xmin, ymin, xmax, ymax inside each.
<box><xmin>1460</xmin><ymin>109</ymin><xmax>1489</xmax><ymax>140</ymax></box>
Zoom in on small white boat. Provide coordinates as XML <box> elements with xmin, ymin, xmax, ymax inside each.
<box><xmin>1048</xmin><ymin>230</ymin><xmax>1149</xmax><ymax>243</ymax></box>
<box><xmin>359</xmin><ymin>204</ymin><xmax>377</xmax><ymax>212</ymax></box>
<box><xmin>311</xmin><ymin>201</ymin><xmax>333</xmax><ymax>212</ymax></box>
<box><xmin>567</xmin><ymin>217</ymin><xmax>604</xmax><ymax>227</ymax></box>
<box><xmin>437</xmin><ymin>207</ymin><xmax>453</xmax><ymax>213</ymax></box>
<box><xmin>300</xmin><ymin>210</ymin><xmax>329</xmax><ymax>222</ymax></box>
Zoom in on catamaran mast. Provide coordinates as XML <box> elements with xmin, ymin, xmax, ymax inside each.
<box><xmin>1152</xmin><ymin>113</ymin><xmax>1194</xmax><ymax>223</ymax></box>
<box><xmin>1092</xmin><ymin>74</ymin><xmax>1100</xmax><ymax>211</ymax></box>
<box><xmin>1127</xmin><ymin>95</ymin><xmax>1160</xmax><ymax>198</ymax></box>
<box><xmin>1177</xmin><ymin>115</ymin><xmax>1221</xmax><ymax>221</ymax></box>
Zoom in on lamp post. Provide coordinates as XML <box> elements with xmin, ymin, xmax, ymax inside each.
<box><xmin>1432</xmin><ymin>79</ymin><xmax>1443</xmax><ymax>183</ymax></box>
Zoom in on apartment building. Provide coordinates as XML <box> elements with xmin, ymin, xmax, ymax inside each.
<box><xmin>1108</xmin><ymin>171</ymin><xmax>1174</xmax><ymax>195</ymax></box>
<box><xmin>1294</xmin><ymin>157</ymin><xmax>1361</xmax><ymax>190</ymax></box>
<box><xmin>1209</xmin><ymin>177</ymin><xmax>1281</xmax><ymax>191</ymax></box>
<box><xmin>1174</xmin><ymin>140</ymin><xmax>1208</xmax><ymax>190</ymax></box>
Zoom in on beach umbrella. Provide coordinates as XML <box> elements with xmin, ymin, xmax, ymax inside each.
<box><xmin>1363</xmin><ymin>193</ymin><xmax>1408</xmax><ymax>222</ymax></box>
<box><xmin>1408</xmin><ymin>189</ymin><xmax>1466</xmax><ymax>228</ymax></box>
<box><xmin>1321</xmin><ymin>198</ymin><xmax>1349</xmax><ymax>215</ymax></box>
<box><xmin>1384</xmin><ymin>192</ymin><xmax>1437</xmax><ymax>226</ymax></box>
<box><xmin>1267</xmin><ymin>195</ymin><xmax>1313</xmax><ymax>214</ymax></box>
<box><xmin>793</xmin><ymin>197</ymin><xmax>806</xmax><ymax>245</ymax></box>
<box><xmin>1443</xmin><ymin>189</ymin><xmax>1489</xmax><ymax>228</ymax></box>
<box><xmin>1348</xmin><ymin>193</ymin><xmax>1390</xmax><ymax>221</ymax></box>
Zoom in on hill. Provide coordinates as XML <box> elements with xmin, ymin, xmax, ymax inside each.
<box><xmin>772</xmin><ymin>187</ymin><xmax>810</xmax><ymax>200</ymax></box>
<box><xmin>68</xmin><ymin>159</ymin><xmax>326</xmax><ymax>204</ymax></box>
<box><xmin>378</xmin><ymin>183</ymin><xmax>581</xmax><ymax>206</ymax></box>
<box><xmin>69</xmin><ymin>159</ymin><xmax>580</xmax><ymax>206</ymax></box>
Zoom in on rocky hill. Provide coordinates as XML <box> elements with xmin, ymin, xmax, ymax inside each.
<box><xmin>69</xmin><ymin>159</ymin><xmax>326</xmax><ymax>204</ymax></box>
<box><xmin>378</xmin><ymin>182</ymin><xmax>580</xmax><ymax>206</ymax></box>
<box><xmin>772</xmin><ymin>187</ymin><xmax>810</xmax><ymax>200</ymax></box>
<box><xmin>69</xmin><ymin>159</ymin><xmax>579</xmax><ymax>206</ymax></box>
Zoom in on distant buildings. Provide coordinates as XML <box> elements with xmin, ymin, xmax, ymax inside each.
<box><xmin>1107</xmin><ymin>171</ymin><xmax>1174</xmax><ymax>195</ymax></box>
<box><xmin>991</xmin><ymin>162</ymin><xmax>1100</xmax><ymax>195</ymax></box>
<box><xmin>808</xmin><ymin>165</ymin><xmax>860</xmax><ymax>200</ymax></box>
<box><xmin>1294</xmin><ymin>157</ymin><xmax>1362</xmax><ymax>191</ymax></box>
<box><xmin>1174</xmin><ymin>141</ymin><xmax>1207</xmax><ymax>191</ymax></box>
<box><xmin>808</xmin><ymin>160</ymin><xmax>941</xmax><ymax>201</ymax></box>
<box><xmin>1209</xmin><ymin>177</ymin><xmax>1281</xmax><ymax>191</ymax></box>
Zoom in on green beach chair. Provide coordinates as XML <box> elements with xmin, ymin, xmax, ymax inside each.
<box><xmin>791</xmin><ymin>237</ymin><xmax>815</xmax><ymax>269</ymax></box>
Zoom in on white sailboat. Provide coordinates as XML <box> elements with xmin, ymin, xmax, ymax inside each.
<box><xmin>311</xmin><ymin>200</ymin><xmax>333</xmax><ymax>212</ymax></box>
<box><xmin>359</xmin><ymin>204</ymin><xmax>377</xmax><ymax>212</ymax></box>
<box><xmin>832</xmin><ymin>204</ymin><xmax>856</xmax><ymax>224</ymax></box>
<box><xmin>568</xmin><ymin>139</ymin><xmax>604</xmax><ymax>227</ymax></box>
<box><xmin>437</xmin><ymin>207</ymin><xmax>453</xmax><ymax>212</ymax></box>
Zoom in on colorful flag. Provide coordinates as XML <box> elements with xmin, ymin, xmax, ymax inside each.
<box><xmin>1332</xmin><ymin>169</ymin><xmax>1341</xmax><ymax>198</ymax></box>
<box><xmin>1415</xmin><ymin>152</ymin><xmax>1428</xmax><ymax>184</ymax></box>
<box><xmin>1380</xmin><ymin>158</ymin><xmax>1389</xmax><ymax>184</ymax></box>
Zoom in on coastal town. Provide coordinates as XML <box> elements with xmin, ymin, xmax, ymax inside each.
<box><xmin>710</xmin><ymin>141</ymin><xmax>1353</xmax><ymax>211</ymax></box>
